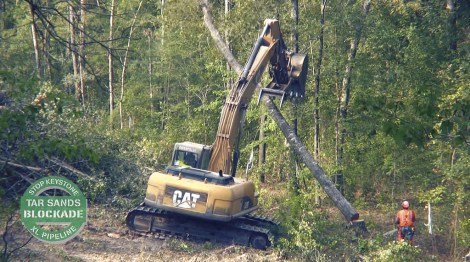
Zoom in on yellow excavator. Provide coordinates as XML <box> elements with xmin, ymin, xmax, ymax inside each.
<box><xmin>126</xmin><ymin>19</ymin><xmax>308</xmax><ymax>250</ymax></box>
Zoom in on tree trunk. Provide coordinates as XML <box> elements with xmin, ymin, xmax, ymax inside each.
<box><xmin>336</xmin><ymin>0</ymin><xmax>370</xmax><ymax>193</ymax></box>
<box><xmin>446</xmin><ymin>0</ymin><xmax>457</xmax><ymax>51</ymax></box>
<box><xmin>314</xmin><ymin>0</ymin><xmax>326</xmax><ymax>161</ymax></box>
<box><xmin>69</xmin><ymin>5</ymin><xmax>80</xmax><ymax>99</ymax></box>
<box><xmin>314</xmin><ymin>0</ymin><xmax>327</xmax><ymax>205</ymax></box>
<box><xmin>201</xmin><ymin>0</ymin><xmax>242</xmax><ymax>73</ymax></box>
<box><xmin>108</xmin><ymin>0</ymin><xmax>115</xmax><ymax>121</ymax></box>
<box><xmin>160</xmin><ymin>0</ymin><xmax>166</xmax><ymax>130</ymax></box>
<box><xmin>29</xmin><ymin>1</ymin><xmax>41</xmax><ymax>79</ymax></box>
<box><xmin>43</xmin><ymin>0</ymin><xmax>52</xmax><ymax>81</ymax></box>
<box><xmin>201</xmin><ymin>0</ymin><xmax>359</xmax><ymax>221</ymax></box>
<box><xmin>148</xmin><ymin>31</ymin><xmax>153</xmax><ymax>117</ymax></box>
<box><xmin>79</xmin><ymin>0</ymin><xmax>86</xmax><ymax>107</ymax></box>
<box><xmin>289</xmin><ymin>0</ymin><xmax>300</xmax><ymax>193</ymax></box>
<box><xmin>224</xmin><ymin>0</ymin><xmax>232</xmax><ymax>90</ymax></box>
<box><xmin>291</xmin><ymin>0</ymin><xmax>299</xmax><ymax>53</ymax></box>
<box><xmin>258</xmin><ymin>114</ymin><xmax>266</xmax><ymax>183</ymax></box>
<box><xmin>120</xmin><ymin>1</ymin><xmax>142</xmax><ymax>129</ymax></box>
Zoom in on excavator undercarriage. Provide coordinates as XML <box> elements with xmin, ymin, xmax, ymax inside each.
<box><xmin>126</xmin><ymin>204</ymin><xmax>279</xmax><ymax>250</ymax></box>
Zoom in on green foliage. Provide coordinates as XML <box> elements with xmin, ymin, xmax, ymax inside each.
<box><xmin>277</xmin><ymin>204</ymin><xmax>325</xmax><ymax>260</ymax></box>
<box><xmin>365</xmin><ymin>242</ymin><xmax>428</xmax><ymax>262</ymax></box>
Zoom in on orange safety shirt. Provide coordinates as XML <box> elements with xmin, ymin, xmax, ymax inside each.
<box><xmin>396</xmin><ymin>209</ymin><xmax>415</xmax><ymax>227</ymax></box>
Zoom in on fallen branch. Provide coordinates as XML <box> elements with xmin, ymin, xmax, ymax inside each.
<box><xmin>0</xmin><ymin>158</ymin><xmax>43</xmax><ymax>172</ymax></box>
<box><xmin>47</xmin><ymin>157</ymin><xmax>95</xmax><ymax>181</ymax></box>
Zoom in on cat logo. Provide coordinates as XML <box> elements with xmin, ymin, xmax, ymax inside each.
<box><xmin>172</xmin><ymin>190</ymin><xmax>201</xmax><ymax>209</ymax></box>
<box><xmin>165</xmin><ymin>186</ymin><xmax>207</xmax><ymax>209</ymax></box>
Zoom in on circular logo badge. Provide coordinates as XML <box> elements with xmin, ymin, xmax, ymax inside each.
<box><xmin>20</xmin><ymin>176</ymin><xmax>87</xmax><ymax>244</ymax></box>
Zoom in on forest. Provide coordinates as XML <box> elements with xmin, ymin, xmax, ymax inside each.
<box><xmin>0</xmin><ymin>0</ymin><xmax>469</xmax><ymax>261</ymax></box>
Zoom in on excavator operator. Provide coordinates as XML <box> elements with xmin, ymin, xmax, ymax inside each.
<box><xmin>177</xmin><ymin>153</ymin><xmax>197</xmax><ymax>168</ymax></box>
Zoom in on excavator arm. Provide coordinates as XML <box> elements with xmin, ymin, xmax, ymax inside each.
<box><xmin>208</xmin><ymin>19</ymin><xmax>308</xmax><ymax>176</ymax></box>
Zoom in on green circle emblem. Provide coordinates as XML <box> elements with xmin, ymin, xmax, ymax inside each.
<box><xmin>20</xmin><ymin>176</ymin><xmax>87</xmax><ymax>244</ymax></box>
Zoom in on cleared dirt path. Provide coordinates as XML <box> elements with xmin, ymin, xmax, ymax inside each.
<box><xmin>11</xmin><ymin>206</ymin><xmax>282</xmax><ymax>262</ymax></box>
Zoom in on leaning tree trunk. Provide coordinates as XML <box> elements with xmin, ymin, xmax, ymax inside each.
<box><xmin>263</xmin><ymin>97</ymin><xmax>359</xmax><ymax>222</ymax></box>
<box><xmin>201</xmin><ymin>0</ymin><xmax>359</xmax><ymax>222</ymax></box>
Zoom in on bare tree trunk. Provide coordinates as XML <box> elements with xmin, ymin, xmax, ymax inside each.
<box><xmin>43</xmin><ymin>31</ymin><xmax>52</xmax><ymax>81</ymax></box>
<box><xmin>201</xmin><ymin>0</ymin><xmax>359</xmax><ymax>222</ymax></box>
<box><xmin>79</xmin><ymin>0</ymin><xmax>86</xmax><ymax>107</ymax></box>
<box><xmin>43</xmin><ymin>0</ymin><xmax>52</xmax><ymax>81</ymax></box>
<box><xmin>69</xmin><ymin>5</ymin><xmax>80</xmax><ymax>99</ymax></box>
<box><xmin>291</xmin><ymin>0</ymin><xmax>299</xmax><ymax>53</ymax></box>
<box><xmin>120</xmin><ymin>1</ymin><xmax>143</xmax><ymax>129</ymax></box>
<box><xmin>258</xmin><ymin>114</ymin><xmax>266</xmax><ymax>183</ymax></box>
<box><xmin>148</xmin><ymin>31</ymin><xmax>153</xmax><ymax>116</ymax></box>
<box><xmin>160</xmin><ymin>0</ymin><xmax>166</xmax><ymax>130</ymax></box>
<box><xmin>336</xmin><ymin>0</ymin><xmax>370</xmax><ymax>193</ymax></box>
<box><xmin>446</xmin><ymin>0</ymin><xmax>457</xmax><ymax>51</ymax></box>
<box><xmin>224</xmin><ymin>0</ymin><xmax>232</xmax><ymax>90</ymax></box>
<box><xmin>450</xmin><ymin>147</ymin><xmax>459</xmax><ymax>258</ymax></box>
<box><xmin>161</xmin><ymin>0</ymin><xmax>165</xmax><ymax>40</ymax></box>
<box><xmin>201</xmin><ymin>0</ymin><xmax>242</xmax><ymax>73</ymax></box>
<box><xmin>108</xmin><ymin>0</ymin><xmax>115</xmax><ymax>121</ymax></box>
<box><xmin>29</xmin><ymin>1</ymin><xmax>41</xmax><ymax>79</ymax></box>
<box><xmin>314</xmin><ymin>0</ymin><xmax>326</xmax><ymax>162</ymax></box>
<box><xmin>289</xmin><ymin>0</ymin><xmax>300</xmax><ymax>193</ymax></box>
<box><xmin>314</xmin><ymin>0</ymin><xmax>327</xmax><ymax>205</ymax></box>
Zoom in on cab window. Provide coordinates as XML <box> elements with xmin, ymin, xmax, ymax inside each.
<box><xmin>174</xmin><ymin>150</ymin><xmax>198</xmax><ymax>168</ymax></box>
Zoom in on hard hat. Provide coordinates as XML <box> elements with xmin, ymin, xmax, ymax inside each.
<box><xmin>402</xmin><ymin>201</ymin><xmax>410</xmax><ymax>208</ymax></box>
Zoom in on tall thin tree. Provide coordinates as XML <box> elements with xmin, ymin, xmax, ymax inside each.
<box><xmin>78</xmin><ymin>0</ymin><xmax>86</xmax><ymax>107</ymax></box>
<box><xmin>120</xmin><ymin>1</ymin><xmax>143</xmax><ymax>129</ymax></box>
<box><xmin>29</xmin><ymin>1</ymin><xmax>41</xmax><ymax>79</ymax></box>
<box><xmin>108</xmin><ymin>0</ymin><xmax>115</xmax><ymax>120</ymax></box>
<box><xmin>69</xmin><ymin>4</ymin><xmax>80</xmax><ymax>99</ymax></box>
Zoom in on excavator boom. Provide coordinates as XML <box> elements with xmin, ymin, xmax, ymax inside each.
<box><xmin>208</xmin><ymin>19</ymin><xmax>308</xmax><ymax>176</ymax></box>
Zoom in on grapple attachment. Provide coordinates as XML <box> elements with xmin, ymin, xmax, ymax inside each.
<box><xmin>260</xmin><ymin>53</ymin><xmax>308</xmax><ymax>105</ymax></box>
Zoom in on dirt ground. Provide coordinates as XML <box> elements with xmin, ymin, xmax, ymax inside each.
<box><xmin>9</xmin><ymin>206</ymin><xmax>283</xmax><ymax>262</ymax></box>
<box><xmin>5</xmin><ymin>204</ymin><xmax>454</xmax><ymax>261</ymax></box>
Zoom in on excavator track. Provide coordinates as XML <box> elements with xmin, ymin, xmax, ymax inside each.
<box><xmin>126</xmin><ymin>204</ymin><xmax>278</xmax><ymax>250</ymax></box>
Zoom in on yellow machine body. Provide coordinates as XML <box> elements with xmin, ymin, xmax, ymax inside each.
<box><xmin>143</xmin><ymin>166</ymin><xmax>258</xmax><ymax>222</ymax></box>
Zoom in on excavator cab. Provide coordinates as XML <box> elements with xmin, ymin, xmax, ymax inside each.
<box><xmin>171</xmin><ymin>142</ymin><xmax>212</xmax><ymax>170</ymax></box>
<box><xmin>174</xmin><ymin>151</ymin><xmax>197</xmax><ymax>168</ymax></box>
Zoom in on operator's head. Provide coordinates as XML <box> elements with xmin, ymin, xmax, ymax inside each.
<box><xmin>402</xmin><ymin>201</ymin><xmax>410</xmax><ymax>209</ymax></box>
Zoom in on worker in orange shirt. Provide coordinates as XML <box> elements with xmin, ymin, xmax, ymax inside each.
<box><xmin>395</xmin><ymin>200</ymin><xmax>416</xmax><ymax>244</ymax></box>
